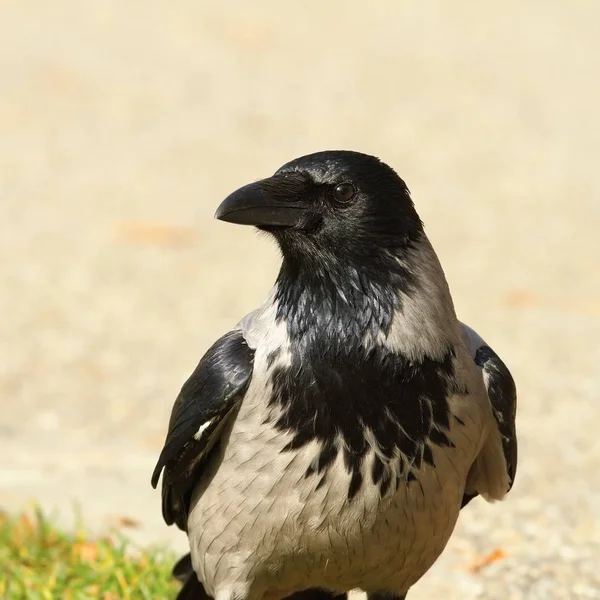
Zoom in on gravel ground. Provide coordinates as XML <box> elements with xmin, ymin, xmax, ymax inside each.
<box><xmin>1</xmin><ymin>2</ymin><xmax>599</xmax><ymax>598</ymax></box>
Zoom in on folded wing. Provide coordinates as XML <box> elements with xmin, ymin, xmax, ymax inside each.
<box><xmin>460</xmin><ymin>323</ymin><xmax>518</xmax><ymax>506</ymax></box>
<box><xmin>151</xmin><ymin>329</ymin><xmax>255</xmax><ymax>530</ymax></box>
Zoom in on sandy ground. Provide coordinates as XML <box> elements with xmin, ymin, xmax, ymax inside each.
<box><xmin>1</xmin><ymin>1</ymin><xmax>599</xmax><ymax>598</ymax></box>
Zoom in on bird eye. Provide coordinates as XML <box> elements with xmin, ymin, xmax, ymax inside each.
<box><xmin>333</xmin><ymin>183</ymin><xmax>355</xmax><ymax>203</ymax></box>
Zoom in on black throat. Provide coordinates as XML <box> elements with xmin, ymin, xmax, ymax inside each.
<box><xmin>274</xmin><ymin>241</ymin><xmax>416</xmax><ymax>351</ymax></box>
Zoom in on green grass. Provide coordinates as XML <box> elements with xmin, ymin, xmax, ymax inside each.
<box><xmin>0</xmin><ymin>507</ymin><xmax>180</xmax><ymax>600</ymax></box>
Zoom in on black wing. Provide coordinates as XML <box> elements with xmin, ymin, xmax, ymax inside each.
<box><xmin>474</xmin><ymin>345</ymin><xmax>518</xmax><ymax>489</ymax></box>
<box><xmin>151</xmin><ymin>329</ymin><xmax>254</xmax><ymax>530</ymax></box>
<box><xmin>461</xmin><ymin>339</ymin><xmax>518</xmax><ymax>508</ymax></box>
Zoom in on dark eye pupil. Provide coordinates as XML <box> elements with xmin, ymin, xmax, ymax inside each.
<box><xmin>334</xmin><ymin>183</ymin><xmax>355</xmax><ymax>202</ymax></box>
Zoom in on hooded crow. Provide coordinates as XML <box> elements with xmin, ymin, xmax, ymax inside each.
<box><xmin>151</xmin><ymin>150</ymin><xmax>518</xmax><ymax>600</ymax></box>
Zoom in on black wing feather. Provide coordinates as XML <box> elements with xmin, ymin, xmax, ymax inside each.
<box><xmin>474</xmin><ymin>345</ymin><xmax>518</xmax><ymax>490</ymax></box>
<box><xmin>151</xmin><ymin>329</ymin><xmax>254</xmax><ymax>530</ymax></box>
<box><xmin>461</xmin><ymin>344</ymin><xmax>517</xmax><ymax>508</ymax></box>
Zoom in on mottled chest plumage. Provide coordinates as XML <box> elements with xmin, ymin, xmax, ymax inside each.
<box><xmin>187</xmin><ymin>334</ymin><xmax>487</xmax><ymax>598</ymax></box>
<box><xmin>266</xmin><ymin>340</ymin><xmax>468</xmax><ymax>501</ymax></box>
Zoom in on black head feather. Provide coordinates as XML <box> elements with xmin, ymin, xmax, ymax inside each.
<box><xmin>270</xmin><ymin>150</ymin><xmax>423</xmax><ymax>260</ymax></box>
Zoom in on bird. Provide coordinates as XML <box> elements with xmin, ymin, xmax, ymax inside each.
<box><xmin>151</xmin><ymin>150</ymin><xmax>518</xmax><ymax>600</ymax></box>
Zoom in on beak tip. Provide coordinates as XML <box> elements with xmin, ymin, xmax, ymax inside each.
<box><xmin>214</xmin><ymin>200</ymin><xmax>232</xmax><ymax>222</ymax></box>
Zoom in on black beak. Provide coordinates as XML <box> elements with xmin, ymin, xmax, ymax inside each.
<box><xmin>215</xmin><ymin>174</ymin><xmax>310</xmax><ymax>228</ymax></box>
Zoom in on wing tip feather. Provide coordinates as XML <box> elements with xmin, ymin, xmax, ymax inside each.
<box><xmin>151</xmin><ymin>461</ymin><xmax>164</xmax><ymax>488</ymax></box>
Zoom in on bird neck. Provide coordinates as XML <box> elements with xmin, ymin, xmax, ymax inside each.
<box><xmin>273</xmin><ymin>234</ymin><xmax>459</xmax><ymax>359</ymax></box>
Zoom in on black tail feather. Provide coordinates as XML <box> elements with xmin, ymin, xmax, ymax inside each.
<box><xmin>286</xmin><ymin>591</ymin><xmax>348</xmax><ymax>600</ymax></box>
<box><xmin>173</xmin><ymin>553</ymin><xmax>210</xmax><ymax>600</ymax></box>
<box><xmin>175</xmin><ymin>575</ymin><xmax>210</xmax><ymax>600</ymax></box>
<box><xmin>173</xmin><ymin>553</ymin><xmax>194</xmax><ymax>584</ymax></box>
<box><xmin>172</xmin><ymin>553</ymin><xmax>349</xmax><ymax>600</ymax></box>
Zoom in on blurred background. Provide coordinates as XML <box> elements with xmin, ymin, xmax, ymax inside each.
<box><xmin>1</xmin><ymin>1</ymin><xmax>599</xmax><ymax>598</ymax></box>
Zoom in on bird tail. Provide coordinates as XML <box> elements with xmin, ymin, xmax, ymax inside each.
<box><xmin>173</xmin><ymin>553</ymin><xmax>211</xmax><ymax>600</ymax></box>
<box><xmin>171</xmin><ymin>553</ymin><xmax>348</xmax><ymax>600</ymax></box>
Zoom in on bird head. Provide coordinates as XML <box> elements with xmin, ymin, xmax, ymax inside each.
<box><xmin>215</xmin><ymin>151</ymin><xmax>423</xmax><ymax>265</ymax></box>
<box><xmin>216</xmin><ymin>151</ymin><xmax>454</xmax><ymax>354</ymax></box>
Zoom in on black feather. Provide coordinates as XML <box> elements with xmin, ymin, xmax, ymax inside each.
<box><xmin>474</xmin><ymin>345</ymin><xmax>518</xmax><ymax>488</ymax></box>
<box><xmin>176</xmin><ymin>573</ymin><xmax>211</xmax><ymax>600</ymax></box>
<box><xmin>152</xmin><ymin>329</ymin><xmax>254</xmax><ymax>530</ymax></box>
<box><xmin>285</xmin><ymin>590</ymin><xmax>348</xmax><ymax>600</ymax></box>
<box><xmin>172</xmin><ymin>553</ymin><xmax>193</xmax><ymax>583</ymax></box>
<box><xmin>459</xmin><ymin>344</ymin><xmax>517</xmax><ymax>508</ymax></box>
